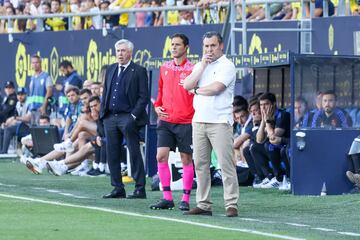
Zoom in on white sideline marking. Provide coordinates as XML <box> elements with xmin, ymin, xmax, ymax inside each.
<box><xmin>0</xmin><ymin>183</ymin><xmax>16</xmax><ymax>187</ymax></box>
<box><xmin>338</xmin><ymin>232</ymin><xmax>360</xmax><ymax>237</ymax></box>
<box><xmin>0</xmin><ymin>193</ymin><xmax>304</xmax><ymax>240</ymax></box>
<box><xmin>46</xmin><ymin>189</ymin><xmax>61</xmax><ymax>193</ymax></box>
<box><xmin>31</xmin><ymin>186</ymin><xmax>88</xmax><ymax>199</ymax></box>
<box><xmin>57</xmin><ymin>193</ymin><xmax>88</xmax><ymax>199</ymax></box>
<box><xmin>240</xmin><ymin>217</ymin><xmax>276</xmax><ymax>224</ymax></box>
<box><xmin>285</xmin><ymin>223</ymin><xmax>310</xmax><ymax>227</ymax></box>
<box><xmin>311</xmin><ymin>227</ymin><xmax>336</xmax><ymax>232</ymax></box>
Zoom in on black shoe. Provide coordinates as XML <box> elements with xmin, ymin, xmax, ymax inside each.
<box><xmin>149</xmin><ymin>199</ymin><xmax>175</xmax><ymax>210</ymax></box>
<box><xmin>127</xmin><ymin>189</ymin><xmax>146</xmax><ymax>199</ymax></box>
<box><xmin>349</xmin><ymin>186</ymin><xmax>360</xmax><ymax>194</ymax></box>
<box><xmin>87</xmin><ymin>168</ymin><xmax>105</xmax><ymax>177</ymax></box>
<box><xmin>103</xmin><ymin>188</ymin><xmax>126</xmax><ymax>199</ymax></box>
<box><xmin>178</xmin><ymin>201</ymin><xmax>190</xmax><ymax>211</ymax></box>
<box><xmin>86</xmin><ymin>168</ymin><xmax>97</xmax><ymax>175</ymax></box>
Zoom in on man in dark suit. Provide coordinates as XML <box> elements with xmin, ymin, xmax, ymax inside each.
<box><xmin>100</xmin><ymin>39</ymin><xmax>149</xmax><ymax>199</ymax></box>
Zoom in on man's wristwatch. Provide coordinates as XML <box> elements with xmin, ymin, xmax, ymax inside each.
<box><xmin>194</xmin><ymin>87</ymin><xmax>199</xmax><ymax>95</ymax></box>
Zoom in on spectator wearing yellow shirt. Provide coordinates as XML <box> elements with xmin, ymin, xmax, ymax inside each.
<box><xmin>40</xmin><ymin>2</ymin><xmax>53</xmax><ymax>31</ymax></box>
<box><xmin>291</xmin><ymin>2</ymin><xmax>301</xmax><ymax>19</ymax></box>
<box><xmin>46</xmin><ymin>0</ymin><xmax>68</xmax><ymax>31</ymax></box>
<box><xmin>83</xmin><ymin>0</ymin><xmax>102</xmax><ymax>29</ymax></box>
<box><xmin>109</xmin><ymin>0</ymin><xmax>136</xmax><ymax>26</ymax></box>
<box><xmin>349</xmin><ymin>0</ymin><xmax>360</xmax><ymax>15</ymax></box>
<box><xmin>69</xmin><ymin>0</ymin><xmax>82</xmax><ymax>30</ymax></box>
<box><xmin>166</xmin><ymin>0</ymin><xmax>179</xmax><ymax>25</ymax></box>
<box><xmin>155</xmin><ymin>0</ymin><xmax>180</xmax><ymax>26</ymax></box>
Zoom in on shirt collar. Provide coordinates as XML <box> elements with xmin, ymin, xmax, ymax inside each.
<box><xmin>118</xmin><ymin>61</ymin><xmax>131</xmax><ymax>71</ymax></box>
<box><xmin>172</xmin><ymin>58</ymin><xmax>187</xmax><ymax>67</ymax></box>
<box><xmin>209</xmin><ymin>54</ymin><xmax>224</xmax><ymax>65</ymax></box>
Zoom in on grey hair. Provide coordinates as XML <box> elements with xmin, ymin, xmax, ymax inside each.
<box><xmin>114</xmin><ymin>39</ymin><xmax>134</xmax><ymax>52</ymax></box>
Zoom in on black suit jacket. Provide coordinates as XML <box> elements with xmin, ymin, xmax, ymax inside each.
<box><xmin>100</xmin><ymin>61</ymin><xmax>149</xmax><ymax>127</ymax></box>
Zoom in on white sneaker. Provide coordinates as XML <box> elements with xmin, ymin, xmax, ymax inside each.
<box><xmin>20</xmin><ymin>155</ymin><xmax>27</xmax><ymax>164</ymax></box>
<box><xmin>47</xmin><ymin>161</ymin><xmax>68</xmax><ymax>176</ymax></box>
<box><xmin>278</xmin><ymin>176</ymin><xmax>291</xmax><ymax>191</ymax></box>
<box><xmin>261</xmin><ymin>177</ymin><xmax>281</xmax><ymax>189</ymax></box>
<box><xmin>21</xmin><ymin>145</ymin><xmax>33</xmax><ymax>158</ymax></box>
<box><xmin>70</xmin><ymin>161</ymin><xmax>90</xmax><ymax>176</ymax></box>
<box><xmin>25</xmin><ymin>158</ymin><xmax>46</xmax><ymax>174</ymax></box>
<box><xmin>254</xmin><ymin>177</ymin><xmax>270</xmax><ymax>188</ymax></box>
<box><xmin>54</xmin><ymin>140</ymin><xmax>74</xmax><ymax>153</ymax></box>
<box><xmin>236</xmin><ymin>161</ymin><xmax>249</xmax><ymax>168</ymax></box>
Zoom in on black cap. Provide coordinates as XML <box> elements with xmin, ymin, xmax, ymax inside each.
<box><xmin>17</xmin><ymin>87</ymin><xmax>27</xmax><ymax>94</ymax></box>
<box><xmin>5</xmin><ymin>81</ymin><xmax>15</xmax><ymax>88</ymax></box>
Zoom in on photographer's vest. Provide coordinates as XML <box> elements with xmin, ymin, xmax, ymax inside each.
<box><xmin>57</xmin><ymin>92</ymin><xmax>69</xmax><ymax>117</ymax></box>
<box><xmin>28</xmin><ymin>72</ymin><xmax>49</xmax><ymax>111</ymax></box>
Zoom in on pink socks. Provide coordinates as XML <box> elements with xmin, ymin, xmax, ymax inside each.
<box><xmin>158</xmin><ymin>161</ymin><xmax>194</xmax><ymax>203</ymax></box>
<box><xmin>181</xmin><ymin>163</ymin><xmax>194</xmax><ymax>203</ymax></box>
<box><xmin>158</xmin><ymin>162</ymin><xmax>173</xmax><ymax>201</ymax></box>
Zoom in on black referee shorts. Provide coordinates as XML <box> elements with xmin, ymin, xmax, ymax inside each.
<box><xmin>156</xmin><ymin>120</ymin><xmax>192</xmax><ymax>154</ymax></box>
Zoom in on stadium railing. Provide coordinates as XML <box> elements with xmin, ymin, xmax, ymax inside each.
<box><xmin>0</xmin><ymin>0</ymin><xmax>353</xmax><ymax>32</ymax></box>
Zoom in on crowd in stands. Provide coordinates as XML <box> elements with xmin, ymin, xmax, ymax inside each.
<box><xmin>0</xmin><ymin>0</ymin><xmax>359</xmax><ymax>33</ymax></box>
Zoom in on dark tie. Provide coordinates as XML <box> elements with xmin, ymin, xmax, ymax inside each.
<box><xmin>118</xmin><ymin>66</ymin><xmax>125</xmax><ymax>78</ymax></box>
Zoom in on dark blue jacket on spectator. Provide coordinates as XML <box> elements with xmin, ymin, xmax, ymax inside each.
<box><xmin>64</xmin><ymin>71</ymin><xmax>83</xmax><ymax>89</ymax></box>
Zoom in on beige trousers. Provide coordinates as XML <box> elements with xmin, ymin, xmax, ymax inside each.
<box><xmin>192</xmin><ymin>122</ymin><xmax>239</xmax><ymax>211</ymax></box>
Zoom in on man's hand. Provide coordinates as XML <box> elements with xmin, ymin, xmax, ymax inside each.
<box><xmin>39</xmin><ymin>105</ymin><xmax>46</xmax><ymax>115</ymax></box>
<box><xmin>264</xmin><ymin>104</ymin><xmax>275</xmax><ymax>121</ymax></box>
<box><xmin>201</xmin><ymin>54</ymin><xmax>212</xmax><ymax>67</ymax></box>
<box><xmin>96</xmin><ymin>136</ymin><xmax>102</xmax><ymax>147</ymax></box>
<box><xmin>4</xmin><ymin>117</ymin><xmax>16</xmax><ymax>127</ymax></box>
<box><xmin>155</xmin><ymin>106</ymin><xmax>169</xmax><ymax>118</ymax></box>
<box><xmin>269</xmin><ymin>134</ymin><xmax>281</xmax><ymax>145</ymax></box>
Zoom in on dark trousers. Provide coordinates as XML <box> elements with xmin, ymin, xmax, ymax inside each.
<box><xmin>94</xmin><ymin>147</ymin><xmax>101</xmax><ymax>164</ymax></box>
<box><xmin>0</xmin><ymin>128</ymin><xmax>3</xmax><ymax>151</ymax></box>
<box><xmin>264</xmin><ymin>142</ymin><xmax>285</xmax><ymax>181</ymax></box>
<box><xmin>243</xmin><ymin>144</ymin><xmax>264</xmax><ymax>179</ymax></box>
<box><xmin>93</xmin><ymin>144</ymin><xmax>107</xmax><ymax>164</ymax></box>
<box><xmin>250</xmin><ymin>142</ymin><xmax>273</xmax><ymax>179</ymax></box>
<box><xmin>2</xmin><ymin>123</ymin><xmax>29</xmax><ymax>154</ymax></box>
<box><xmin>104</xmin><ymin>113</ymin><xmax>145</xmax><ymax>191</ymax></box>
<box><xmin>347</xmin><ymin>153</ymin><xmax>360</xmax><ymax>173</ymax></box>
<box><xmin>280</xmin><ymin>145</ymin><xmax>291</xmax><ymax>178</ymax></box>
<box><xmin>100</xmin><ymin>144</ymin><xmax>107</xmax><ymax>164</ymax></box>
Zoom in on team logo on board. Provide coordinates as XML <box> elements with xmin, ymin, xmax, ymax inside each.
<box><xmin>87</xmin><ymin>39</ymin><xmax>99</xmax><ymax>81</ymax></box>
<box><xmin>15</xmin><ymin>43</ymin><xmax>27</xmax><ymax>87</ymax></box>
<box><xmin>50</xmin><ymin>47</ymin><xmax>59</xmax><ymax>84</ymax></box>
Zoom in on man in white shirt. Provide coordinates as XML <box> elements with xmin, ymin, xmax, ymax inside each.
<box><xmin>183</xmin><ymin>31</ymin><xmax>239</xmax><ymax>217</ymax></box>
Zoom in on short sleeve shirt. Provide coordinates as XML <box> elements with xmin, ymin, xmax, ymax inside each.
<box><xmin>192</xmin><ymin>55</ymin><xmax>236</xmax><ymax>124</ymax></box>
